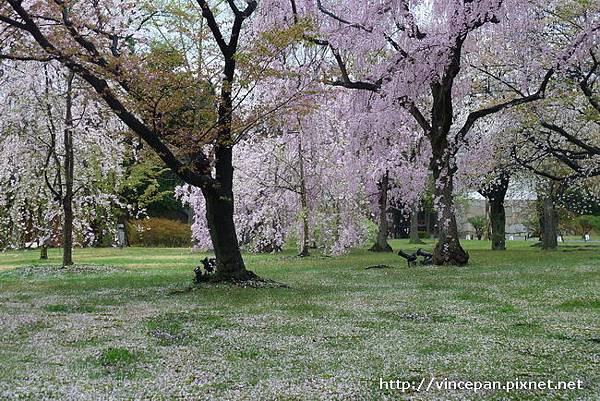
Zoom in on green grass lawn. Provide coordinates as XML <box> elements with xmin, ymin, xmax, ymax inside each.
<box><xmin>0</xmin><ymin>240</ymin><xmax>598</xmax><ymax>400</ymax></box>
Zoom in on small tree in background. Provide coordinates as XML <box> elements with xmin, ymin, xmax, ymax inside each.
<box><xmin>575</xmin><ymin>216</ymin><xmax>600</xmax><ymax>239</ymax></box>
<box><xmin>468</xmin><ymin>216</ymin><xmax>487</xmax><ymax>241</ymax></box>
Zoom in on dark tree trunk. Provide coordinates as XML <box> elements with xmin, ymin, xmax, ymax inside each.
<box><xmin>541</xmin><ymin>197</ymin><xmax>558</xmax><ymax>250</ymax></box>
<box><xmin>202</xmin><ymin>146</ymin><xmax>256</xmax><ymax>281</ymax></box>
<box><xmin>62</xmin><ymin>199</ymin><xmax>74</xmax><ymax>266</ymax></box>
<box><xmin>62</xmin><ymin>73</ymin><xmax>75</xmax><ymax>267</ymax></box>
<box><xmin>370</xmin><ymin>172</ymin><xmax>393</xmax><ymax>252</ymax></box>
<box><xmin>203</xmin><ymin>192</ymin><xmax>253</xmax><ymax>280</ymax></box>
<box><xmin>489</xmin><ymin>199</ymin><xmax>506</xmax><ymax>250</ymax></box>
<box><xmin>409</xmin><ymin>203</ymin><xmax>424</xmax><ymax>244</ymax></box>
<box><xmin>40</xmin><ymin>244</ymin><xmax>48</xmax><ymax>260</ymax></box>
<box><xmin>480</xmin><ymin>171</ymin><xmax>509</xmax><ymax>251</ymax></box>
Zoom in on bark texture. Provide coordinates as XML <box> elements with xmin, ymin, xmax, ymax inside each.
<box><xmin>541</xmin><ymin>197</ymin><xmax>558</xmax><ymax>250</ymax></box>
<box><xmin>429</xmin><ymin>104</ymin><xmax>469</xmax><ymax>266</ymax></box>
<box><xmin>431</xmin><ymin>159</ymin><xmax>469</xmax><ymax>265</ymax></box>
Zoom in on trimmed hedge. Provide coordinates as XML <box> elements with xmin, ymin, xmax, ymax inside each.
<box><xmin>127</xmin><ymin>218</ymin><xmax>192</xmax><ymax>247</ymax></box>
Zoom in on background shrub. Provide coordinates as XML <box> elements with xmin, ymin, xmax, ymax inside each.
<box><xmin>127</xmin><ymin>218</ymin><xmax>192</xmax><ymax>247</ymax></box>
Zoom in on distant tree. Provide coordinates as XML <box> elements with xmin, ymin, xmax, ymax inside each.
<box><xmin>478</xmin><ymin>171</ymin><xmax>510</xmax><ymax>250</ymax></box>
<box><xmin>576</xmin><ymin>216</ymin><xmax>600</xmax><ymax>237</ymax></box>
<box><xmin>468</xmin><ymin>216</ymin><xmax>487</xmax><ymax>240</ymax></box>
<box><xmin>536</xmin><ymin>180</ymin><xmax>561</xmax><ymax>250</ymax></box>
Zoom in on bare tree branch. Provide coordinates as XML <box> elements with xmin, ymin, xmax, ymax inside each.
<box><xmin>457</xmin><ymin>68</ymin><xmax>554</xmax><ymax>142</ymax></box>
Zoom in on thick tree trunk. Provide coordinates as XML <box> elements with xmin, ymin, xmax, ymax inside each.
<box><xmin>431</xmin><ymin>147</ymin><xmax>469</xmax><ymax>265</ymax></box>
<box><xmin>204</xmin><ymin>192</ymin><xmax>254</xmax><ymax>281</ymax></box>
<box><xmin>541</xmin><ymin>197</ymin><xmax>558</xmax><ymax>250</ymax></box>
<box><xmin>202</xmin><ymin>147</ymin><xmax>256</xmax><ymax>281</ymax></box>
<box><xmin>432</xmin><ymin>170</ymin><xmax>469</xmax><ymax>265</ymax></box>
<box><xmin>409</xmin><ymin>204</ymin><xmax>424</xmax><ymax>244</ymax></box>
<box><xmin>370</xmin><ymin>172</ymin><xmax>393</xmax><ymax>252</ymax></box>
<box><xmin>489</xmin><ymin>199</ymin><xmax>506</xmax><ymax>250</ymax></box>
